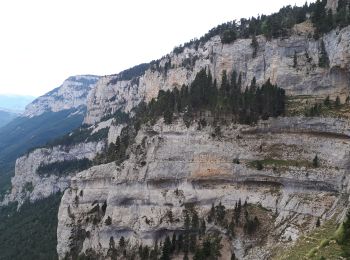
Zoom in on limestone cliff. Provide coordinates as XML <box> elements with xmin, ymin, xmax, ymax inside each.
<box><xmin>1</xmin><ymin>141</ymin><xmax>105</xmax><ymax>207</ymax></box>
<box><xmin>57</xmin><ymin>117</ymin><xmax>350</xmax><ymax>259</ymax></box>
<box><xmin>24</xmin><ymin>75</ymin><xmax>100</xmax><ymax>118</ymax></box>
<box><xmin>3</xmin><ymin>2</ymin><xmax>350</xmax><ymax>259</ymax></box>
<box><xmin>84</xmin><ymin>25</ymin><xmax>350</xmax><ymax>125</ymax></box>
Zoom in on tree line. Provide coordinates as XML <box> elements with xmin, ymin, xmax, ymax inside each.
<box><xmin>143</xmin><ymin>68</ymin><xmax>285</xmax><ymax>125</ymax></box>
<box><xmin>171</xmin><ymin>0</ymin><xmax>350</xmax><ymax>55</ymax></box>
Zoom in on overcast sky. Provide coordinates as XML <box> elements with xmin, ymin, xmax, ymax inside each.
<box><xmin>0</xmin><ymin>0</ymin><xmax>313</xmax><ymax>97</ymax></box>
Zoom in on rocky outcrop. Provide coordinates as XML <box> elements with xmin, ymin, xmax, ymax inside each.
<box><xmin>84</xmin><ymin>25</ymin><xmax>350</xmax><ymax>124</ymax></box>
<box><xmin>24</xmin><ymin>75</ymin><xmax>100</xmax><ymax>118</ymax></box>
<box><xmin>57</xmin><ymin>117</ymin><xmax>350</xmax><ymax>259</ymax></box>
<box><xmin>91</xmin><ymin>118</ymin><xmax>126</xmax><ymax>144</ymax></box>
<box><xmin>326</xmin><ymin>0</ymin><xmax>339</xmax><ymax>12</ymax></box>
<box><xmin>2</xmin><ymin>141</ymin><xmax>105</xmax><ymax>206</ymax></box>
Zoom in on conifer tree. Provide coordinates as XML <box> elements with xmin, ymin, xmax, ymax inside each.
<box><xmin>313</xmin><ymin>154</ymin><xmax>319</xmax><ymax>168</ymax></box>
<box><xmin>251</xmin><ymin>34</ymin><xmax>259</xmax><ymax>58</ymax></box>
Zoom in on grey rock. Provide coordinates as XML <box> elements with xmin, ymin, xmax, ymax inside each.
<box><xmin>2</xmin><ymin>141</ymin><xmax>105</xmax><ymax>207</ymax></box>
<box><xmin>24</xmin><ymin>75</ymin><xmax>100</xmax><ymax>118</ymax></box>
<box><xmin>57</xmin><ymin>117</ymin><xmax>350</xmax><ymax>258</ymax></box>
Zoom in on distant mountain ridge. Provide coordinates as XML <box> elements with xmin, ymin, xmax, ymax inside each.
<box><xmin>23</xmin><ymin>75</ymin><xmax>100</xmax><ymax>117</ymax></box>
<box><xmin>0</xmin><ymin>75</ymin><xmax>100</xmax><ymax>197</ymax></box>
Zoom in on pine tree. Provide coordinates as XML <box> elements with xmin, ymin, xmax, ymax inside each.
<box><xmin>150</xmin><ymin>242</ymin><xmax>159</xmax><ymax>260</ymax></box>
<box><xmin>161</xmin><ymin>236</ymin><xmax>172</xmax><ymax>260</ymax></box>
<box><xmin>326</xmin><ymin>9</ymin><xmax>334</xmax><ymax>31</ymax></box>
<box><xmin>163</xmin><ymin>109</ymin><xmax>173</xmax><ymax>124</ymax></box>
<box><xmin>256</xmin><ymin>161</ymin><xmax>264</xmax><ymax>170</ymax></box>
<box><xmin>191</xmin><ymin>210</ymin><xmax>199</xmax><ymax>231</ymax></box>
<box><xmin>293</xmin><ymin>51</ymin><xmax>298</xmax><ymax>68</ymax></box>
<box><xmin>208</xmin><ymin>203</ymin><xmax>215</xmax><ymax>223</ymax></box>
<box><xmin>200</xmin><ymin>219</ymin><xmax>206</xmax><ymax>236</ymax></box>
<box><xmin>141</xmin><ymin>246</ymin><xmax>150</xmax><ymax>260</ymax></box>
<box><xmin>177</xmin><ymin>234</ymin><xmax>183</xmax><ymax>252</ymax></box>
<box><xmin>312</xmin><ymin>0</ymin><xmax>327</xmax><ymax>35</ymax></box>
<box><xmin>251</xmin><ymin>34</ymin><xmax>259</xmax><ymax>58</ymax></box>
<box><xmin>231</xmin><ymin>252</ymin><xmax>237</xmax><ymax>260</ymax></box>
<box><xmin>119</xmin><ymin>236</ymin><xmax>126</xmax><ymax>248</ymax></box>
<box><xmin>109</xmin><ymin>236</ymin><xmax>115</xmax><ymax>249</ymax></box>
<box><xmin>105</xmin><ymin>216</ymin><xmax>112</xmax><ymax>226</ymax></box>
<box><xmin>313</xmin><ymin>154</ymin><xmax>319</xmax><ymax>168</ymax></box>
<box><xmin>335</xmin><ymin>96</ymin><xmax>341</xmax><ymax>107</ymax></box>
<box><xmin>319</xmin><ymin>40</ymin><xmax>329</xmax><ymax>68</ymax></box>
<box><xmin>189</xmin><ymin>234</ymin><xmax>197</xmax><ymax>253</ymax></box>
<box><xmin>215</xmin><ymin>202</ymin><xmax>226</xmax><ymax>225</ymax></box>
<box><xmin>229</xmin><ymin>220</ymin><xmax>235</xmax><ymax>237</ymax></box>
<box><xmin>184</xmin><ymin>210</ymin><xmax>190</xmax><ymax>231</ymax></box>
<box><xmin>183</xmin><ymin>252</ymin><xmax>189</xmax><ymax>260</ymax></box>
<box><xmin>324</xmin><ymin>95</ymin><xmax>331</xmax><ymax>106</ymax></box>
<box><xmin>171</xmin><ymin>233</ymin><xmax>176</xmax><ymax>253</ymax></box>
<box><xmin>316</xmin><ymin>217</ymin><xmax>321</xmax><ymax>227</ymax></box>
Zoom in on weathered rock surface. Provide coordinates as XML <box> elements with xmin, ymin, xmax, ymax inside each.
<box><xmin>24</xmin><ymin>75</ymin><xmax>100</xmax><ymax>118</ymax></box>
<box><xmin>57</xmin><ymin>117</ymin><xmax>350</xmax><ymax>259</ymax></box>
<box><xmin>326</xmin><ymin>0</ymin><xmax>339</xmax><ymax>12</ymax></box>
<box><xmin>84</xmin><ymin>25</ymin><xmax>350</xmax><ymax>124</ymax></box>
<box><xmin>91</xmin><ymin>118</ymin><xmax>126</xmax><ymax>144</ymax></box>
<box><xmin>2</xmin><ymin>141</ymin><xmax>105</xmax><ymax>206</ymax></box>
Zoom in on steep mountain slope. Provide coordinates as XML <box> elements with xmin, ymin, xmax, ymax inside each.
<box><xmin>58</xmin><ymin>7</ymin><xmax>350</xmax><ymax>258</ymax></box>
<box><xmin>2</xmin><ymin>0</ymin><xmax>350</xmax><ymax>259</ymax></box>
<box><xmin>0</xmin><ymin>75</ymin><xmax>99</xmax><ymax>197</ymax></box>
<box><xmin>0</xmin><ymin>109</ymin><xmax>19</xmax><ymax>128</ymax></box>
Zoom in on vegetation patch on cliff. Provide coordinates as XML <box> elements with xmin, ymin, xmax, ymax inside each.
<box><xmin>44</xmin><ymin>126</ymin><xmax>108</xmax><ymax>148</ymax></box>
<box><xmin>37</xmin><ymin>158</ymin><xmax>93</xmax><ymax>177</ymax></box>
<box><xmin>248</xmin><ymin>158</ymin><xmax>313</xmax><ymax>170</ymax></box>
<box><xmin>274</xmin><ymin>211</ymin><xmax>350</xmax><ymax>259</ymax></box>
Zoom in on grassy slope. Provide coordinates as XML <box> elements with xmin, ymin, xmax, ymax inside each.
<box><xmin>274</xmin><ymin>219</ymin><xmax>350</xmax><ymax>259</ymax></box>
<box><xmin>0</xmin><ymin>110</ymin><xmax>18</xmax><ymax>128</ymax></box>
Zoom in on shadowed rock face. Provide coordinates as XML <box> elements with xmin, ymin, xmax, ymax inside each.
<box><xmin>57</xmin><ymin>117</ymin><xmax>350</xmax><ymax>259</ymax></box>
<box><xmin>84</xmin><ymin>25</ymin><xmax>350</xmax><ymax>125</ymax></box>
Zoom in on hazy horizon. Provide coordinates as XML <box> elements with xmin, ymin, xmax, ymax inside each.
<box><xmin>0</xmin><ymin>94</ymin><xmax>36</xmax><ymax>111</ymax></box>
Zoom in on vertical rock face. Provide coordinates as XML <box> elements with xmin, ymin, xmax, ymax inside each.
<box><xmin>84</xmin><ymin>25</ymin><xmax>350</xmax><ymax>125</ymax></box>
<box><xmin>57</xmin><ymin>117</ymin><xmax>350</xmax><ymax>259</ymax></box>
<box><xmin>1</xmin><ymin>141</ymin><xmax>105</xmax><ymax>207</ymax></box>
<box><xmin>24</xmin><ymin>75</ymin><xmax>100</xmax><ymax>118</ymax></box>
<box><xmin>326</xmin><ymin>0</ymin><xmax>339</xmax><ymax>12</ymax></box>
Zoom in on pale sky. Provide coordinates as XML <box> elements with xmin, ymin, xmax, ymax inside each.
<box><xmin>0</xmin><ymin>0</ymin><xmax>313</xmax><ymax>97</ymax></box>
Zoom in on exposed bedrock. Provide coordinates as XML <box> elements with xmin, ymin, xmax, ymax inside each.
<box><xmin>57</xmin><ymin>117</ymin><xmax>350</xmax><ymax>258</ymax></box>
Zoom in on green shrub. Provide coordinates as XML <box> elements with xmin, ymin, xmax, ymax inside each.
<box><xmin>37</xmin><ymin>158</ymin><xmax>92</xmax><ymax>177</ymax></box>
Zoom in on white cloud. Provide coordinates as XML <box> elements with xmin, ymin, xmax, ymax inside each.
<box><xmin>0</xmin><ymin>0</ymin><xmax>313</xmax><ymax>96</ymax></box>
